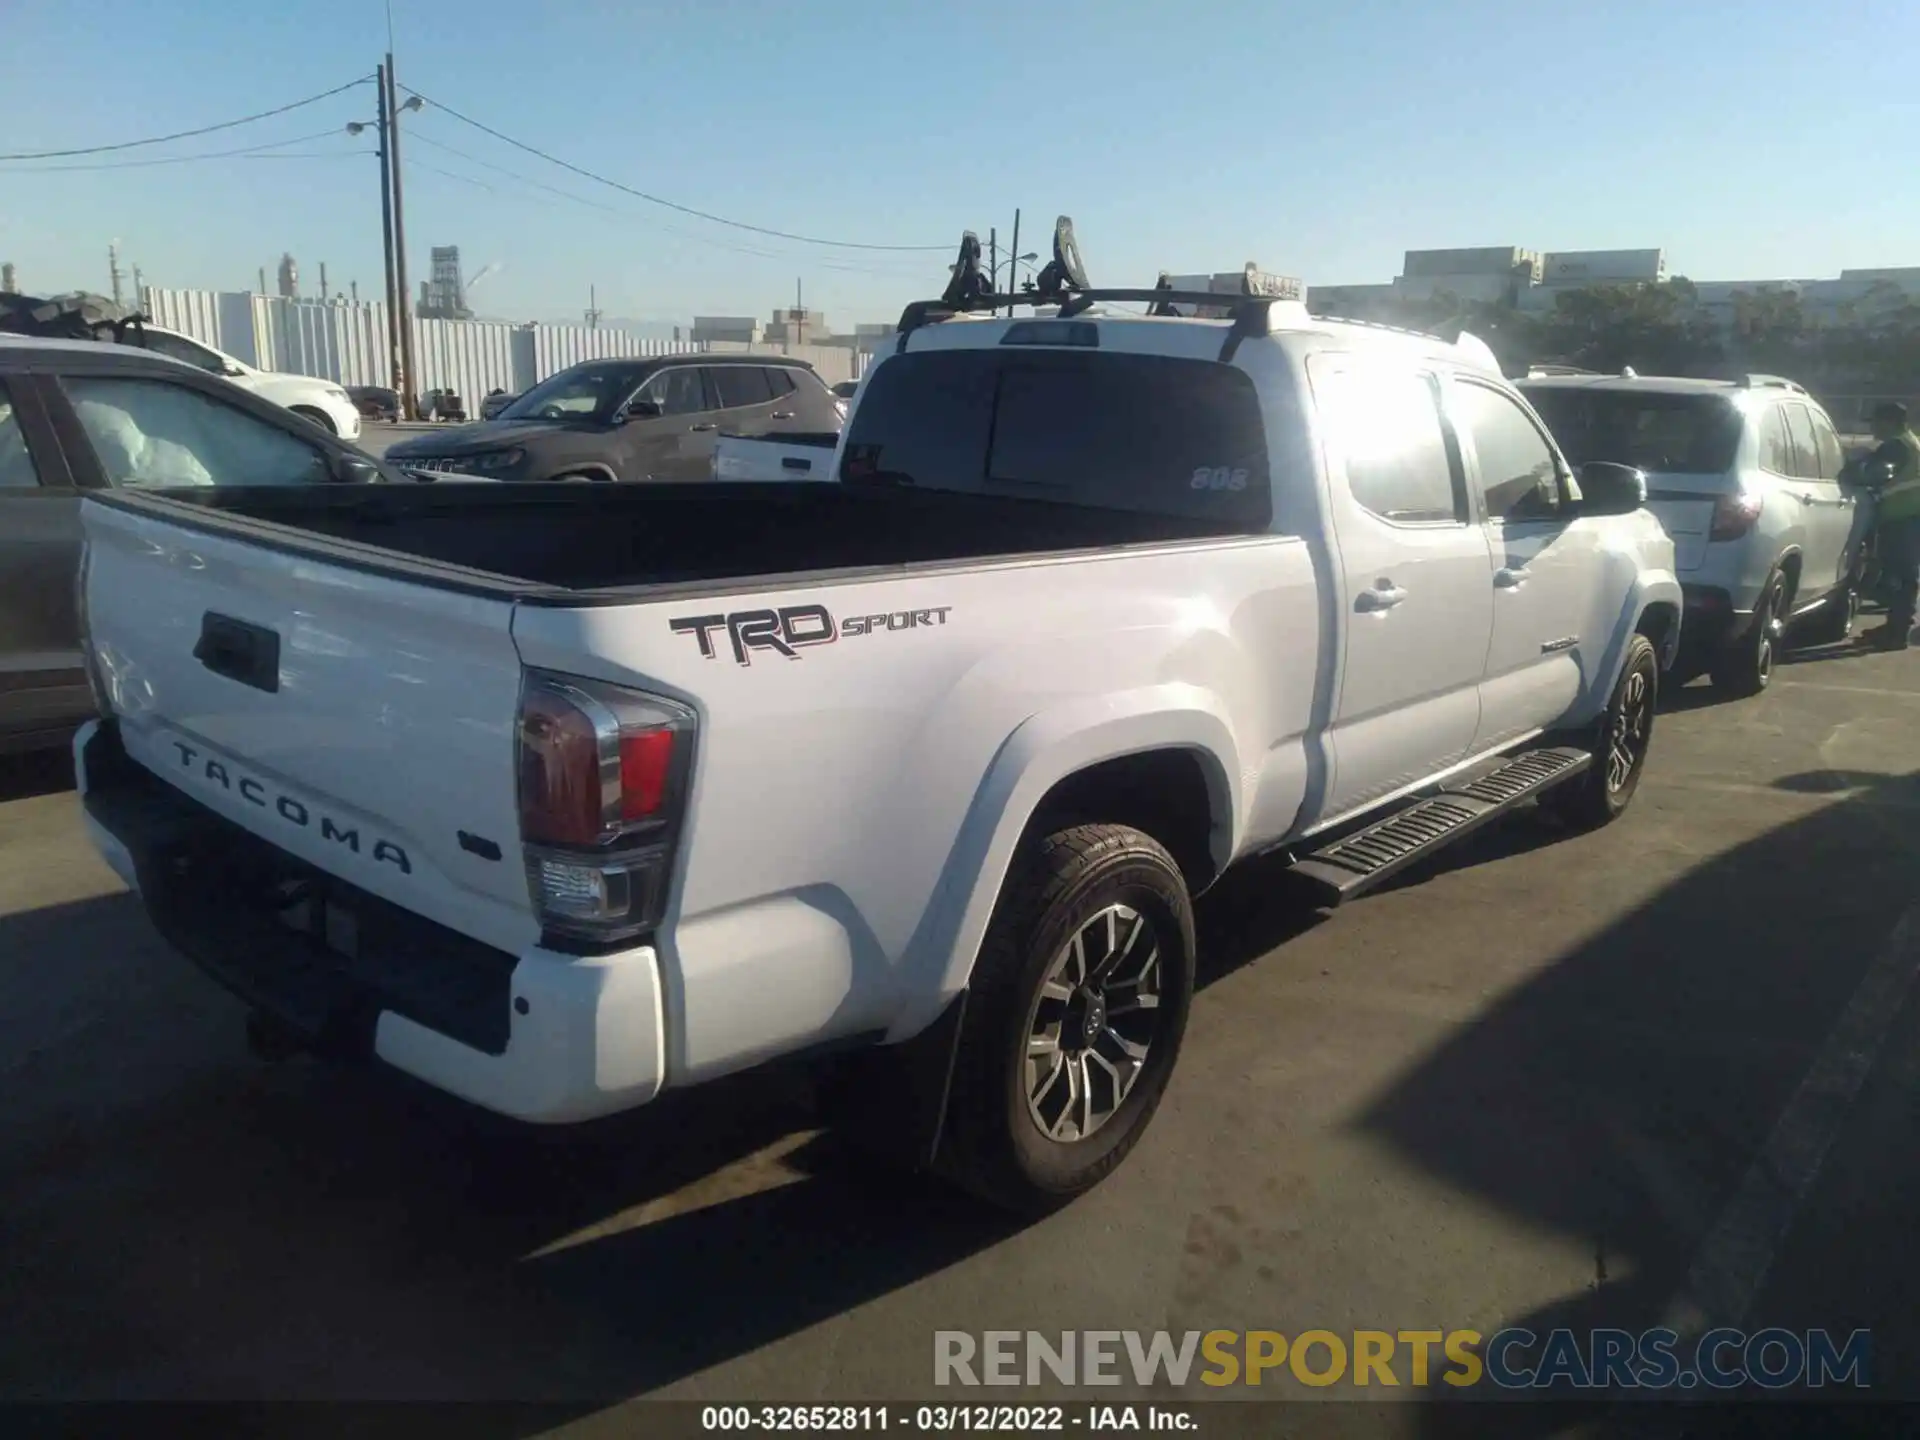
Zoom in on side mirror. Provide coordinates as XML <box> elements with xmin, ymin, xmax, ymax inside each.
<box><xmin>329</xmin><ymin>452</ymin><xmax>383</xmax><ymax>485</ymax></box>
<box><xmin>1576</xmin><ymin>460</ymin><xmax>1647</xmax><ymax>516</ymax></box>
<box><xmin>622</xmin><ymin>399</ymin><xmax>662</xmax><ymax>422</ymax></box>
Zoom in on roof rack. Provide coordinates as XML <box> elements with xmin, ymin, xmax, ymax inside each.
<box><xmin>1736</xmin><ymin>373</ymin><xmax>1808</xmax><ymax>395</ymax></box>
<box><xmin>894</xmin><ymin>217</ymin><xmax>1293</xmax><ymax>362</ymax></box>
<box><xmin>1524</xmin><ymin>364</ymin><xmax>1602</xmax><ymax>377</ymax></box>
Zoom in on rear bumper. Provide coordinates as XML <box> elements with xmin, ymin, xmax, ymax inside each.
<box><xmin>1674</xmin><ymin>584</ymin><xmax>1756</xmax><ymax>664</ymax></box>
<box><xmin>74</xmin><ymin>719</ymin><xmax>665</xmax><ymax>1124</ymax></box>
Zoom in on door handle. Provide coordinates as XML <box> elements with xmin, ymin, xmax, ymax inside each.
<box><xmin>1494</xmin><ymin>567</ymin><xmax>1528</xmax><ymax>589</ymax></box>
<box><xmin>689</xmin><ymin>423</ymin><xmax>717</xmax><ymax>432</ymax></box>
<box><xmin>1354</xmin><ymin>582</ymin><xmax>1407</xmax><ymax>613</ymax></box>
<box><xmin>770</xmin><ymin>410</ymin><xmax>795</xmax><ymax>420</ymax></box>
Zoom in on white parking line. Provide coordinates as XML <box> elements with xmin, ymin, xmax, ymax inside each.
<box><xmin>1663</xmin><ymin>904</ymin><xmax>1920</xmax><ymax>1333</ymax></box>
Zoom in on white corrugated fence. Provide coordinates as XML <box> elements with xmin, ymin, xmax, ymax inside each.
<box><xmin>140</xmin><ymin>289</ymin><xmax>867</xmax><ymax>398</ymax></box>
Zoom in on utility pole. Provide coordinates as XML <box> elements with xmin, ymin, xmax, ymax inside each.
<box><xmin>107</xmin><ymin>244</ymin><xmax>123</xmax><ymax>306</ymax></box>
<box><xmin>131</xmin><ymin>265</ymin><xmax>145</xmax><ymax>304</ymax></box>
<box><xmin>385</xmin><ymin>55</ymin><xmax>420</xmax><ymax>419</ymax></box>
<box><xmin>585</xmin><ymin>284</ymin><xmax>601</xmax><ymax>328</ymax></box>
<box><xmin>1008</xmin><ymin>208</ymin><xmax>1021</xmax><ymax>313</ymax></box>
<box><xmin>990</xmin><ymin>227</ymin><xmax>998</xmax><ymax>307</ymax></box>
<box><xmin>319</xmin><ymin>262</ymin><xmax>329</xmax><ymax>302</ymax></box>
<box><xmin>367</xmin><ymin>61</ymin><xmax>403</xmax><ymax>398</ymax></box>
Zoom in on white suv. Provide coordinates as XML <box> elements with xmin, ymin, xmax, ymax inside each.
<box><xmin>136</xmin><ymin>325</ymin><xmax>362</xmax><ymax>442</ymax></box>
<box><xmin>1520</xmin><ymin>372</ymin><xmax>1859</xmax><ymax>696</ymax></box>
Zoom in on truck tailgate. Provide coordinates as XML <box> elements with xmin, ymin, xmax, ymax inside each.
<box><xmin>82</xmin><ymin>498</ymin><xmax>538</xmax><ymax>956</ymax></box>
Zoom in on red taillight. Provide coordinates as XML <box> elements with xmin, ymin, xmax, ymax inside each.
<box><xmin>516</xmin><ymin>671</ymin><xmax>696</xmax><ymax>944</ymax></box>
<box><xmin>618</xmin><ymin>728</ymin><xmax>674</xmax><ymax>820</ymax></box>
<box><xmin>516</xmin><ymin>672</ymin><xmax>692</xmax><ymax>847</ymax></box>
<box><xmin>517</xmin><ymin>687</ymin><xmax>606</xmax><ymax>846</ymax></box>
<box><xmin>1709</xmin><ymin>492</ymin><xmax>1764</xmax><ymax>541</ymax></box>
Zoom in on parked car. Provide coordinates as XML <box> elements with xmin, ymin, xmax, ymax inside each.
<box><xmin>384</xmin><ymin>355</ymin><xmax>843</xmax><ymax>481</ymax></box>
<box><xmin>830</xmin><ymin>379</ymin><xmax>859</xmax><ymax>399</ymax></box>
<box><xmin>134</xmin><ymin>324</ymin><xmax>362</xmax><ymax>441</ymax></box>
<box><xmin>1520</xmin><ymin>371</ymin><xmax>1861</xmax><ymax>695</ymax></box>
<box><xmin>348</xmin><ymin>386</ymin><xmax>400</xmax><ymax>422</ymax></box>
<box><xmin>480</xmin><ymin>388</ymin><xmax>517</xmax><ymax>421</ymax></box>
<box><xmin>710</xmin><ymin>430</ymin><xmax>840</xmax><ymax>481</ymax></box>
<box><xmin>419</xmin><ymin>389</ymin><xmax>468</xmax><ymax>423</ymax></box>
<box><xmin>0</xmin><ymin>334</ymin><xmax>393</xmax><ymax>755</ymax></box>
<box><xmin>73</xmin><ymin>287</ymin><xmax>1678</xmax><ymax>1211</ymax></box>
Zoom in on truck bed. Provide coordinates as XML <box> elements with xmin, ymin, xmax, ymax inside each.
<box><xmin>103</xmin><ymin>480</ymin><xmax>1251</xmax><ymax>596</ymax></box>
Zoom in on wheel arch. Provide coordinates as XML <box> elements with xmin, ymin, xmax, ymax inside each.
<box><xmin>886</xmin><ymin>690</ymin><xmax>1243</xmax><ymax>1043</ymax></box>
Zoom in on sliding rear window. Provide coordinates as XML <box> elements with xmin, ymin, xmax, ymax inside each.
<box><xmin>841</xmin><ymin>348</ymin><xmax>1272</xmax><ymax>529</ymax></box>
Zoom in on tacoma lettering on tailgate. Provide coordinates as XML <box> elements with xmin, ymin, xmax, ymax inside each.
<box><xmin>670</xmin><ymin>603</ymin><xmax>952</xmax><ymax>666</ymax></box>
<box><xmin>169</xmin><ymin>742</ymin><xmax>412</xmax><ymax>874</ymax></box>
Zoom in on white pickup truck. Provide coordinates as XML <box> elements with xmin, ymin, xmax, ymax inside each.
<box><xmin>710</xmin><ymin>430</ymin><xmax>841</xmax><ymax>482</ymax></box>
<box><xmin>74</xmin><ymin>289</ymin><xmax>1681</xmax><ymax>1211</ymax></box>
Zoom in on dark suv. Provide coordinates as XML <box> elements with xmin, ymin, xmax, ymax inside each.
<box><xmin>384</xmin><ymin>354</ymin><xmax>842</xmax><ymax>482</ymax></box>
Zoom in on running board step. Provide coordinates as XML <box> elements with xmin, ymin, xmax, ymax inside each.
<box><xmin>1288</xmin><ymin>745</ymin><xmax>1592</xmax><ymax>906</ymax></box>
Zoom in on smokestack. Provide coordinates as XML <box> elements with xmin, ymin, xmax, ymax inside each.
<box><xmin>1</xmin><ymin>262</ymin><xmax>15</xmax><ymax>292</ymax></box>
<box><xmin>319</xmin><ymin>262</ymin><xmax>329</xmax><ymax>302</ymax></box>
<box><xmin>259</xmin><ymin>267</ymin><xmax>268</xmax><ymax>295</ymax></box>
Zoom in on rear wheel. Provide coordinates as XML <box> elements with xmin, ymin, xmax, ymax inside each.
<box><xmin>937</xmin><ymin>823</ymin><xmax>1195</xmax><ymax>1213</ymax></box>
<box><xmin>1710</xmin><ymin>573</ymin><xmax>1787</xmax><ymax>698</ymax></box>
<box><xmin>1546</xmin><ymin>633</ymin><xmax>1657</xmax><ymax>831</ymax></box>
<box><xmin>290</xmin><ymin>405</ymin><xmax>337</xmax><ymax>435</ymax></box>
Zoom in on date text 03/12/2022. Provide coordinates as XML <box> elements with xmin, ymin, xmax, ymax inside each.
<box><xmin>700</xmin><ymin>1405</ymin><xmax>1193</xmax><ymax>1432</ymax></box>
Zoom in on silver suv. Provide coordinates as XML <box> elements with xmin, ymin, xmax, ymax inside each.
<box><xmin>1520</xmin><ymin>371</ymin><xmax>1860</xmax><ymax>696</ymax></box>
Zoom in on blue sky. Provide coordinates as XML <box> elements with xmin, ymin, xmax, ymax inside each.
<box><xmin>1</xmin><ymin>0</ymin><xmax>1913</xmax><ymax>331</ymax></box>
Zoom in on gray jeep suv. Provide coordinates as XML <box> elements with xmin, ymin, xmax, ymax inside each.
<box><xmin>384</xmin><ymin>354</ymin><xmax>843</xmax><ymax>483</ymax></box>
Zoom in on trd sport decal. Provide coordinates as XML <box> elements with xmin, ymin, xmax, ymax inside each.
<box><xmin>670</xmin><ymin>604</ymin><xmax>952</xmax><ymax>665</ymax></box>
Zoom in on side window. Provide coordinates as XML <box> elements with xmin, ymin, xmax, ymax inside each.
<box><xmin>64</xmin><ymin>377</ymin><xmax>330</xmax><ymax>488</ymax></box>
<box><xmin>712</xmin><ymin>365</ymin><xmax>773</xmax><ymax>410</ymax></box>
<box><xmin>1783</xmin><ymin>404</ymin><xmax>1820</xmax><ymax>480</ymax></box>
<box><xmin>0</xmin><ymin>381</ymin><xmax>48</xmax><ymax>489</ymax></box>
<box><xmin>1759</xmin><ymin>405</ymin><xmax>1793</xmax><ymax>475</ymax></box>
<box><xmin>1316</xmin><ymin>365</ymin><xmax>1462</xmax><ymax>524</ymax></box>
<box><xmin>1811</xmin><ymin>411</ymin><xmax>1845</xmax><ymax>480</ymax></box>
<box><xmin>763</xmin><ymin>367</ymin><xmax>796</xmax><ymax>398</ymax></box>
<box><xmin>641</xmin><ymin>367</ymin><xmax>708</xmax><ymax>416</ymax></box>
<box><xmin>143</xmin><ymin>331</ymin><xmax>227</xmax><ymax>375</ymax></box>
<box><xmin>1454</xmin><ymin>381</ymin><xmax>1564</xmax><ymax>523</ymax></box>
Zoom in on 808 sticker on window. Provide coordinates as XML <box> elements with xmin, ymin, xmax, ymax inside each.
<box><xmin>1191</xmin><ymin>465</ymin><xmax>1249</xmax><ymax>491</ymax></box>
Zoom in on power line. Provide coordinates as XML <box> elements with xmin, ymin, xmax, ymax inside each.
<box><xmin>401</xmin><ymin>130</ymin><xmax>932</xmax><ymax>278</ymax></box>
<box><xmin>0</xmin><ymin>76</ymin><xmax>373</xmax><ymax>161</ymax></box>
<box><xmin>8</xmin><ymin>130</ymin><xmax>366</xmax><ymax>173</ymax></box>
<box><xmin>398</xmin><ymin>84</ymin><xmax>948</xmax><ymax>253</ymax></box>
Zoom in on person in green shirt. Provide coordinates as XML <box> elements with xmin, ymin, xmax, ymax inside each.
<box><xmin>1859</xmin><ymin>401</ymin><xmax>1920</xmax><ymax>651</ymax></box>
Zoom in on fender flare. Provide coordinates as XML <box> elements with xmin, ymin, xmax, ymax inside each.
<box><xmin>883</xmin><ymin>684</ymin><xmax>1243</xmax><ymax>1043</ymax></box>
<box><xmin>1584</xmin><ymin>570</ymin><xmax>1683</xmax><ymax>715</ymax></box>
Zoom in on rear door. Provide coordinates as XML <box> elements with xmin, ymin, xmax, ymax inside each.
<box><xmin>1308</xmin><ymin>355</ymin><xmax>1493</xmax><ymax>818</ymax></box>
<box><xmin>1453</xmin><ymin>378</ymin><xmax>1608</xmax><ymax>747</ymax></box>
<box><xmin>1782</xmin><ymin>402</ymin><xmax>1850</xmax><ymax>601</ymax></box>
<box><xmin>623</xmin><ymin>363</ymin><xmax>718</xmax><ymax>481</ymax></box>
<box><xmin>710</xmin><ymin>364</ymin><xmax>783</xmax><ymax>445</ymax></box>
<box><xmin>0</xmin><ymin>373</ymin><xmax>91</xmax><ymax>739</ymax></box>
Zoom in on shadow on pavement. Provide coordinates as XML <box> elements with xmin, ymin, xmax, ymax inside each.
<box><xmin>1348</xmin><ymin>769</ymin><xmax>1920</xmax><ymax>1436</ymax></box>
<box><xmin>0</xmin><ymin>744</ymin><xmax>76</xmax><ymax>802</ymax></box>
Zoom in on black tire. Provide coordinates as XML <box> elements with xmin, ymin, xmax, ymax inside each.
<box><xmin>1799</xmin><ymin>583</ymin><xmax>1859</xmax><ymax>647</ymax></box>
<box><xmin>1546</xmin><ymin>633</ymin><xmax>1658</xmax><ymax>831</ymax></box>
<box><xmin>552</xmin><ymin>471</ymin><xmax>610</xmax><ymax>483</ymax></box>
<box><xmin>290</xmin><ymin>405</ymin><xmax>337</xmax><ymax>436</ymax></box>
<box><xmin>937</xmin><ymin>823</ymin><xmax>1195</xmax><ymax>1214</ymax></box>
<box><xmin>1710</xmin><ymin>572</ymin><xmax>1788</xmax><ymax>697</ymax></box>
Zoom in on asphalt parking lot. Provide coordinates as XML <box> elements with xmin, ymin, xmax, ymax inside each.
<box><xmin>5</xmin><ymin>646</ymin><xmax>1920</xmax><ymax>1435</ymax></box>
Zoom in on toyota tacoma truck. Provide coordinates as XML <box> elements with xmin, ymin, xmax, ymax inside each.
<box><xmin>74</xmin><ymin>282</ymin><xmax>1680</xmax><ymax>1212</ymax></box>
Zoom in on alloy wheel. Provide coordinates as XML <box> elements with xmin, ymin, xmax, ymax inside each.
<box><xmin>1022</xmin><ymin>903</ymin><xmax>1165</xmax><ymax>1143</ymax></box>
